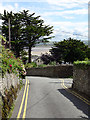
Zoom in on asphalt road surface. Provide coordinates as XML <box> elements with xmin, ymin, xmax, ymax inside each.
<box><xmin>11</xmin><ymin>76</ymin><xmax>89</xmax><ymax>119</ymax></box>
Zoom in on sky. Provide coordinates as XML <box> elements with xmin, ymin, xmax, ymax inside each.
<box><xmin>0</xmin><ymin>0</ymin><xmax>89</xmax><ymax>43</ymax></box>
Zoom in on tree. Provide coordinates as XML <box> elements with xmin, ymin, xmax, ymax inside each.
<box><xmin>2</xmin><ymin>10</ymin><xmax>24</xmax><ymax>57</ymax></box>
<box><xmin>11</xmin><ymin>12</ymin><xmax>24</xmax><ymax>57</ymax></box>
<box><xmin>85</xmin><ymin>47</ymin><xmax>90</xmax><ymax>59</ymax></box>
<box><xmin>20</xmin><ymin>50</ymin><xmax>28</xmax><ymax>64</ymax></box>
<box><xmin>20</xmin><ymin>10</ymin><xmax>54</xmax><ymax>63</ymax></box>
<box><xmin>50</xmin><ymin>38</ymin><xmax>88</xmax><ymax>64</ymax></box>
<box><xmin>40</xmin><ymin>53</ymin><xmax>55</xmax><ymax>65</ymax></box>
<box><xmin>2</xmin><ymin>10</ymin><xmax>54</xmax><ymax>62</ymax></box>
<box><xmin>2</xmin><ymin>10</ymin><xmax>13</xmax><ymax>49</ymax></box>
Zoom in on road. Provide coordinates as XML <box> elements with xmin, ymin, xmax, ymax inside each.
<box><xmin>11</xmin><ymin>76</ymin><xmax>89</xmax><ymax>118</ymax></box>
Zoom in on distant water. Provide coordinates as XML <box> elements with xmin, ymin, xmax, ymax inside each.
<box><xmin>26</xmin><ymin>40</ymin><xmax>89</xmax><ymax>56</ymax></box>
<box><xmin>32</xmin><ymin>45</ymin><xmax>52</xmax><ymax>56</ymax></box>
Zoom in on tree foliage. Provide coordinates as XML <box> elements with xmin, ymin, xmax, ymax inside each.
<box><xmin>50</xmin><ymin>38</ymin><xmax>89</xmax><ymax>63</ymax></box>
<box><xmin>2</xmin><ymin>11</ymin><xmax>24</xmax><ymax>57</ymax></box>
<box><xmin>40</xmin><ymin>53</ymin><xmax>55</xmax><ymax>65</ymax></box>
<box><xmin>2</xmin><ymin>10</ymin><xmax>54</xmax><ymax>62</ymax></box>
<box><xmin>85</xmin><ymin>47</ymin><xmax>90</xmax><ymax>59</ymax></box>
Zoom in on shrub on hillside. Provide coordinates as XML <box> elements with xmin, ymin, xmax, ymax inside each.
<box><xmin>1</xmin><ymin>46</ymin><xmax>26</xmax><ymax>78</ymax></box>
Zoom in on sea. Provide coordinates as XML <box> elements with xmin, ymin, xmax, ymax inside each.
<box><xmin>28</xmin><ymin>40</ymin><xmax>88</xmax><ymax>56</ymax></box>
<box><xmin>32</xmin><ymin>45</ymin><xmax>52</xmax><ymax>56</ymax></box>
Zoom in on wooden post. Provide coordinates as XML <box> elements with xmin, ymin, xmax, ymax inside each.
<box><xmin>8</xmin><ymin>18</ymin><xmax>11</xmax><ymax>49</ymax></box>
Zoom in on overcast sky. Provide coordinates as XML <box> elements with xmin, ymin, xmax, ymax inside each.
<box><xmin>0</xmin><ymin>0</ymin><xmax>89</xmax><ymax>42</ymax></box>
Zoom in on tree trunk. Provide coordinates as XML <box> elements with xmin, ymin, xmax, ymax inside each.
<box><xmin>28</xmin><ymin>46</ymin><xmax>31</xmax><ymax>63</ymax></box>
<box><xmin>15</xmin><ymin>48</ymin><xmax>20</xmax><ymax>58</ymax></box>
<box><xmin>16</xmin><ymin>51</ymin><xmax>20</xmax><ymax>58</ymax></box>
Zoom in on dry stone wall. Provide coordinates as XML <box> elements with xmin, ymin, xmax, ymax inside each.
<box><xmin>26</xmin><ymin>65</ymin><xmax>73</xmax><ymax>78</ymax></box>
<box><xmin>73</xmin><ymin>65</ymin><xmax>90</xmax><ymax>97</ymax></box>
<box><xmin>0</xmin><ymin>72</ymin><xmax>20</xmax><ymax>95</ymax></box>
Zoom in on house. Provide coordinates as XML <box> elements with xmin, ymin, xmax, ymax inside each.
<box><xmin>33</xmin><ymin>57</ymin><xmax>44</xmax><ymax>65</ymax></box>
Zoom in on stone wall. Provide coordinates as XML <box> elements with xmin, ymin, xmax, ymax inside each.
<box><xmin>0</xmin><ymin>72</ymin><xmax>20</xmax><ymax>95</ymax></box>
<box><xmin>26</xmin><ymin>65</ymin><xmax>73</xmax><ymax>78</ymax></box>
<box><xmin>73</xmin><ymin>65</ymin><xmax>90</xmax><ymax>97</ymax></box>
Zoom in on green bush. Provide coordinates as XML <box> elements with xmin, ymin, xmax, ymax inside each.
<box><xmin>49</xmin><ymin>61</ymin><xmax>57</xmax><ymax>66</ymax></box>
<box><xmin>25</xmin><ymin>62</ymin><xmax>37</xmax><ymax>69</ymax></box>
<box><xmin>1</xmin><ymin>46</ymin><xmax>25</xmax><ymax>78</ymax></box>
<box><xmin>38</xmin><ymin>64</ymin><xmax>47</xmax><ymax>67</ymax></box>
<box><xmin>74</xmin><ymin>60</ymin><xmax>90</xmax><ymax>69</ymax></box>
<box><xmin>74</xmin><ymin>60</ymin><xmax>90</xmax><ymax>65</ymax></box>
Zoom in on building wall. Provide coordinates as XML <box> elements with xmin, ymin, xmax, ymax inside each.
<box><xmin>26</xmin><ymin>65</ymin><xmax>73</xmax><ymax>78</ymax></box>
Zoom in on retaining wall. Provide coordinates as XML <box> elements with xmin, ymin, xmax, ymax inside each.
<box><xmin>26</xmin><ymin>65</ymin><xmax>73</xmax><ymax>78</ymax></box>
<box><xmin>0</xmin><ymin>72</ymin><xmax>20</xmax><ymax>95</ymax></box>
<box><xmin>73</xmin><ymin>65</ymin><xmax>90</xmax><ymax>97</ymax></box>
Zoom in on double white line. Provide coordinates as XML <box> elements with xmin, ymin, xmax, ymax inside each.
<box><xmin>17</xmin><ymin>78</ymin><xmax>29</xmax><ymax>119</ymax></box>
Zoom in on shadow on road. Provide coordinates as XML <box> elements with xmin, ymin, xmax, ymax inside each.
<box><xmin>57</xmin><ymin>89</ymin><xmax>90</xmax><ymax>119</ymax></box>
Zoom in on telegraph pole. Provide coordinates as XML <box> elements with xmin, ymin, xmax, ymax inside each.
<box><xmin>8</xmin><ymin>18</ymin><xmax>11</xmax><ymax>49</ymax></box>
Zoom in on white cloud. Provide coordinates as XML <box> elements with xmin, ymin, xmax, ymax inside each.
<box><xmin>51</xmin><ymin>28</ymin><xmax>88</xmax><ymax>42</ymax></box>
<box><xmin>0</xmin><ymin>1</ymin><xmax>88</xmax><ymax>42</ymax></box>
<box><xmin>49</xmin><ymin>6</ymin><xmax>64</xmax><ymax>11</ymax></box>
<box><xmin>0</xmin><ymin>3</ymin><xmax>14</xmax><ymax>14</ymax></box>
<box><xmin>63</xmin><ymin>16</ymin><xmax>74</xmax><ymax>19</ymax></box>
<box><xmin>48</xmin><ymin>20</ymin><xmax>88</xmax><ymax>41</ymax></box>
<box><xmin>15</xmin><ymin>3</ymin><xmax>18</xmax><ymax>9</ymax></box>
<box><xmin>46</xmin><ymin>0</ymin><xmax>89</xmax><ymax>8</ymax></box>
<box><xmin>1</xmin><ymin>0</ymin><xmax>89</xmax><ymax>5</ymax></box>
<box><xmin>62</xmin><ymin>9</ymin><xmax>88</xmax><ymax>15</ymax></box>
<box><xmin>0</xmin><ymin>0</ymin><xmax>46</xmax><ymax>2</ymax></box>
<box><xmin>49</xmin><ymin>21</ymin><xmax>87</xmax><ymax>31</ymax></box>
<box><xmin>0</xmin><ymin>3</ymin><xmax>19</xmax><ymax>14</ymax></box>
<box><xmin>40</xmin><ymin>15</ymin><xmax>88</xmax><ymax>40</ymax></box>
<box><xmin>43</xmin><ymin>8</ymin><xmax>88</xmax><ymax>18</ymax></box>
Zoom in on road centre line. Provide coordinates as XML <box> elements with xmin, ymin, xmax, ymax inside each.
<box><xmin>22</xmin><ymin>79</ymin><xmax>29</xmax><ymax>118</ymax></box>
<box><xmin>60</xmin><ymin>79</ymin><xmax>90</xmax><ymax>105</ymax></box>
<box><xmin>17</xmin><ymin>79</ymin><xmax>27</xmax><ymax>119</ymax></box>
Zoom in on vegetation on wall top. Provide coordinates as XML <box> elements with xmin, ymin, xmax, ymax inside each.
<box><xmin>74</xmin><ymin>59</ymin><xmax>90</xmax><ymax>69</ymax></box>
